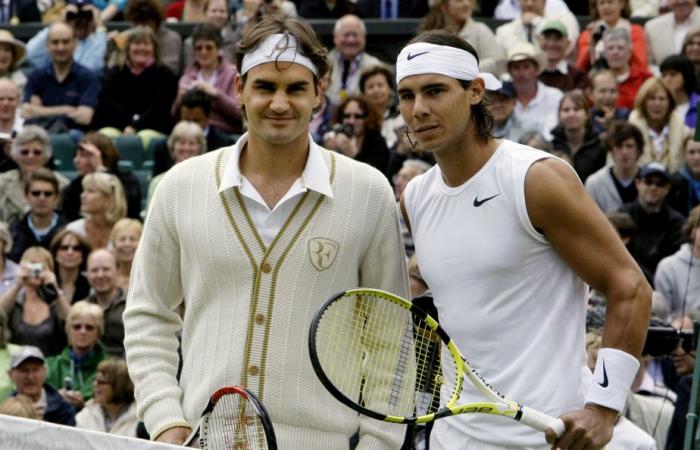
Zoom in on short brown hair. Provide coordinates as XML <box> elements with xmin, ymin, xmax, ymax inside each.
<box><xmin>234</xmin><ymin>16</ymin><xmax>329</xmax><ymax>84</ymax></box>
<box><xmin>97</xmin><ymin>358</ymin><xmax>134</xmax><ymax>405</ymax></box>
<box><xmin>124</xmin><ymin>26</ymin><xmax>160</xmax><ymax>67</ymax></box>
<box><xmin>588</xmin><ymin>0</ymin><xmax>630</xmax><ymax>20</ymax></box>
<box><xmin>78</xmin><ymin>132</ymin><xmax>120</xmax><ymax>173</ymax></box>
<box><xmin>359</xmin><ymin>64</ymin><xmax>395</xmax><ymax>94</ymax></box>
<box><xmin>125</xmin><ymin>0</ymin><xmax>164</xmax><ymax>29</ymax></box>
<box><xmin>604</xmin><ymin>121</ymin><xmax>644</xmax><ymax>157</ymax></box>
<box><xmin>23</xmin><ymin>167</ymin><xmax>59</xmax><ymax>196</ymax></box>
<box><xmin>332</xmin><ymin>95</ymin><xmax>381</xmax><ymax>131</ymax></box>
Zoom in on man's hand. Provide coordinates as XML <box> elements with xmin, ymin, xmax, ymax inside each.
<box><xmin>545</xmin><ymin>404</ymin><xmax>618</xmax><ymax>449</ymax></box>
<box><xmin>59</xmin><ymin>389</ymin><xmax>85</xmax><ymax>410</ymax></box>
<box><xmin>155</xmin><ymin>426</ymin><xmax>192</xmax><ymax>445</ymax></box>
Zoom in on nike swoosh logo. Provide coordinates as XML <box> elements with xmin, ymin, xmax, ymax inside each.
<box><xmin>407</xmin><ymin>51</ymin><xmax>430</xmax><ymax>60</ymax></box>
<box><xmin>599</xmin><ymin>359</ymin><xmax>609</xmax><ymax>388</ymax></box>
<box><xmin>473</xmin><ymin>193</ymin><xmax>501</xmax><ymax>207</ymax></box>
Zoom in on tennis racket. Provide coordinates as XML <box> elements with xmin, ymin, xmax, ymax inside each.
<box><xmin>184</xmin><ymin>386</ymin><xmax>277</xmax><ymax>450</ymax></box>
<box><xmin>308</xmin><ymin>288</ymin><xmax>566</xmax><ymax>437</ymax></box>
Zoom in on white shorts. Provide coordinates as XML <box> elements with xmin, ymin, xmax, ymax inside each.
<box><xmin>429</xmin><ymin>420</ymin><xmax>549</xmax><ymax>450</ymax></box>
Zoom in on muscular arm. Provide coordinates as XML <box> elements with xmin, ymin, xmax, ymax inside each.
<box><xmin>21</xmin><ymin>96</ymin><xmax>75</xmax><ymax>119</ymax></box>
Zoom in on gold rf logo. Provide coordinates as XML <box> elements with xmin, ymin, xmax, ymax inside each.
<box><xmin>308</xmin><ymin>238</ymin><xmax>339</xmax><ymax>271</ymax></box>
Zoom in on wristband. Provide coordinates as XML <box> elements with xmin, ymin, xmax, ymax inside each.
<box><xmin>585</xmin><ymin>348</ymin><xmax>639</xmax><ymax>413</ymax></box>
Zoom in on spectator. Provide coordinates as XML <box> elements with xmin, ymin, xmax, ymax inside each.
<box><xmin>45</xmin><ymin>301</ymin><xmax>106</xmax><ymax>411</ymax></box>
<box><xmin>645</xmin><ymin>0</ymin><xmax>700</xmax><ymax>67</ymax></box>
<box><xmin>326</xmin><ymin>15</ymin><xmax>382</xmax><ymax>106</ymax></box>
<box><xmin>619</xmin><ymin>162</ymin><xmax>686</xmax><ymax>273</ymax></box>
<box><xmin>629</xmin><ymin>77</ymin><xmax>691</xmax><ymax>173</ymax></box>
<box><xmin>606</xmin><ymin>210</ymin><xmax>655</xmax><ymax>283</ymax></box>
<box><xmin>66</xmin><ymin>173</ymin><xmax>127</xmax><ymax>250</ymax></box>
<box><xmin>683</xmin><ymin>28</ymin><xmax>700</xmax><ymax>87</ymax></box>
<box><xmin>660</xmin><ymin>54</ymin><xmax>700</xmax><ymax>128</ymax></box>
<box><xmin>0</xmin><ymin>222</ymin><xmax>18</xmax><ymax>298</ymax></box>
<box><xmin>8</xmin><ymin>169</ymin><xmax>66</xmax><ymax>263</ymax></box>
<box><xmin>85</xmin><ymin>249</ymin><xmax>125</xmax><ymax>358</ymax></box>
<box><xmin>0</xmin><ymin>246</ymin><xmax>70</xmax><ymax>356</ymax></box>
<box><xmin>183</xmin><ymin>0</ymin><xmax>235</xmax><ymax>69</ymax></box>
<box><xmin>393</xmin><ymin>159</ymin><xmax>431</xmax><ymax>257</ymax></box>
<box><xmin>0</xmin><ymin>310</ymin><xmax>18</xmax><ymax>401</ymax></box>
<box><xmin>356</xmin><ymin>0</ymin><xmax>427</xmax><ymax>18</ymax></box>
<box><xmin>490</xmin><ymin>81</ymin><xmax>526</xmax><ymax>141</ymax></box>
<box><xmin>22</xmin><ymin>22</ymin><xmax>100</xmax><ymax>136</ymax></box>
<box><xmin>49</xmin><ymin>229</ymin><xmax>91</xmax><ymax>304</ymax></box>
<box><xmin>0</xmin><ymin>31</ymin><xmax>27</xmax><ymax>96</ymax></box>
<box><xmin>76</xmin><ymin>358</ymin><xmax>138</xmax><ymax>436</ymax></box>
<box><xmin>359</xmin><ymin>65</ymin><xmax>403</xmax><ymax>150</ymax></box>
<box><xmin>0</xmin><ymin>79</ymin><xmax>24</xmax><ymax>137</ymax></box>
<box><xmin>419</xmin><ymin>0</ymin><xmax>504</xmax><ymax>75</ymax></box>
<box><xmin>146</xmin><ymin>122</ymin><xmax>205</xmax><ymax>211</ymax></box>
<box><xmin>108</xmin><ymin>219</ymin><xmax>140</xmax><ymax>293</ymax></box>
<box><xmin>0</xmin><ymin>0</ymin><xmax>40</xmax><ymax>23</ymax></box>
<box><xmin>165</xmin><ymin>0</ymin><xmax>206</xmax><ymax>22</ymax></box>
<box><xmin>586</xmin><ymin>121</ymin><xmax>644</xmax><ymax>213</ymax></box>
<box><xmin>92</xmin><ymin>26</ymin><xmax>178</xmax><ymax>138</ymax></box>
<box><xmin>576</xmin><ymin>0</ymin><xmax>648</xmax><ymax>74</ymax></box>
<box><xmin>654</xmin><ymin>206</ymin><xmax>700</xmax><ymax>314</ymax></box>
<box><xmin>494</xmin><ymin>0</ymin><xmax>576</xmax><ymax>20</ymax></box>
<box><xmin>173</xmin><ymin>23</ymin><xmax>241</xmax><ymax>135</ymax></box>
<box><xmin>550</xmin><ymin>90</ymin><xmax>606</xmax><ymax>183</ymax></box>
<box><xmin>601</xmin><ymin>28</ymin><xmax>652</xmax><ymax>110</ymax></box>
<box><xmin>310</xmin><ymin>68</ymin><xmax>334</xmax><ymax>145</ymax></box>
<box><xmin>300</xmin><ymin>0</ymin><xmax>356</xmax><ymax>18</ymax></box>
<box><xmin>123</xmin><ymin>0</ymin><xmax>182</xmax><ymax>75</ymax></box>
<box><xmin>61</xmin><ymin>132</ymin><xmax>142</xmax><ymax>222</ymax></box>
<box><xmin>495</xmin><ymin>0</ymin><xmax>579</xmax><ymax>57</ymax></box>
<box><xmin>7</xmin><ymin>345</ymin><xmax>75</xmax><ymax>425</ymax></box>
<box><xmin>0</xmin><ymin>126</ymin><xmax>69</xmax><ymax>226</ymax></box>
<box><xmin>25</xmin><ymin>0</ymin><xmax>107</xmax><ymax>74</ymax></box>
<box><xmin>670</xmin><ymin>136</ymin><xmax>700</xmax><ymax>216</ymax></box>
<box><xmin>537</xmin><ymin>20</ymin><xmax>588</xmax><ymax>92</ymax></box>
<box><xmin>153</xmin><ymin>89</ymin><xmax>236</xmax><ymax>177</ymax></box>
<box><xmin>324</xmin><ymin>95</ymin><xmax>390</xmax><ymax>176</ymax></box>
<box><xmin>587</xmin><ymin>69</ymin><xmax>631</xmax><ymax>135</ymax></box>
<box><xmin>507</xmin><ymin>42</ymin><xmax>562</xmax><ymax>141</ymax></box>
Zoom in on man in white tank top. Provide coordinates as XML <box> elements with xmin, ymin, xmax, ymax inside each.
<box><xmin>396</xmin><ymin>31</ymin><xmax>651</xmax><ymax>449</ymax></box>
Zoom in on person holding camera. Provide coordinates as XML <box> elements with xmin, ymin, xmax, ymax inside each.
<box><xmin>323</xmin><ymin>95</ymin><xmax>390</xmax><ymax>177</ymax></box>
<box><xmin>0</xmin><ymin>246</ymin><xmax>69</xmax><ymax>357</ymax></box>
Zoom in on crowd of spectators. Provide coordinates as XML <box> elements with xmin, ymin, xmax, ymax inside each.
<box><xmin>0</xmin><ymin>0</ymin><xmax>696</xmax><ymax>447</ymax></box>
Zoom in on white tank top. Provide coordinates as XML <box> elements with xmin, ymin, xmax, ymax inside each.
<box><xmin>403</xmin><ymin>140</ymin><xmax>592</xmax><ymax>446</ymax></box>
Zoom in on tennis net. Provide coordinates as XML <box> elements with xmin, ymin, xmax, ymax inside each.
<box><xmin>0</xmin><ymin>414</ymin><xmax>185</xmax><ymax>450</ymax></box>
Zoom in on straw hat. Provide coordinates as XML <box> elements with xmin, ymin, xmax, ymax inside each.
<box><xmin>0</xmin><ymin>30</ymin><xmax>27</xmax><ymax>68</ymax></box>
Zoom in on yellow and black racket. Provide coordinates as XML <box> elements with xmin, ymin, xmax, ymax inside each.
<box><xmin>308</xmin><ymin>288</ymin><xmax>565</xmax><ymax>436</ymax></box>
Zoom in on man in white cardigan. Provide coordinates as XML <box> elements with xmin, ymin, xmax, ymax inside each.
<box><xmin>123</xmin><ymin>16</ymin><xmax>409</xmax><ymax>448</ymax></box>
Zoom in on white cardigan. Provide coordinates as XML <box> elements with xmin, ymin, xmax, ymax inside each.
<box><xmin>124</xmin><ymin>142</ymin><xmax>409</xmax><ymax>449</ymax></box>
<box><xmin>76</xmin><ymin>400</ymin><xmax>139</xmax><ymax>437</ymax></box>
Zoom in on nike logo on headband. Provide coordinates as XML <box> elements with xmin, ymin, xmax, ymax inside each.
<box><xmin>407</xmin><ymin>51</ymin><xmax>430</xmax><ymax>60</ymax></box>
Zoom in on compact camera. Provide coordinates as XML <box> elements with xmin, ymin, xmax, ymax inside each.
<box><xmin>26</xmin><ymin>263</ymin><xmax>43</xmax><ymax>278</ymax></box>
<box><xmin>332</xmin><ymin>123</ymin><xmax>354</xmax><ymax>138</ymax></box>
<box><xmin>643</xmin><ymin>325</ymin><xmax>696</xmax><ymax>357</ymax></box>
<box><xmin>66</xmin><ymin>8</ymin><xmax>92</xmax><ymax>21</ymax></box>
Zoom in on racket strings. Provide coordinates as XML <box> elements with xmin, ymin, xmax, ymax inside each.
<box><xmin>314</xmin><ymin>293</ymin><xmax>459</xmax><ymax>419</ymax></box>
<box><xmin>203</xmin><ymin>394</ymin><xmax>267</xmax><ymax>450</ymax></box>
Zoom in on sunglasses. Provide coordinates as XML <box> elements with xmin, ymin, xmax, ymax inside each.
<box><xmin>342</xmin><ymin>113</ymin><xmax>366</xmax><ymax>120</ymax></box>
<box><xmin>94</xmin><ymin>378</ymin><xmax>112</xmax><ymax>385</ymax></box>
<box><xmin>30</xmin><ymin>190</ymin><xmax>55</xmax><ymax>198</ymax></box>
<box><xmin>71</xmin><ymin>323</ymin><xmax>96</xmax><ymax>332</ymax></box>
<box><xmin>58</xmin><ymin>244</ymin><xmax>81</xmax><ymax>252</ymax></box>
<box><xmin>20</xmin><ymin>149</ymin><xmax>43</xmax><ymax>157</ymax></box>
<box><xmin>642</xmin><ymin>178</ymin><xmax>670</xmax><ymax>188</ymax></box>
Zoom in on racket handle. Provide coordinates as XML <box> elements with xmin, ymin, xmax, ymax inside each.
<box><xmin>519</xmin><ymin>406</ymin><xmax>566</xmax><ymax>438</ymax></box>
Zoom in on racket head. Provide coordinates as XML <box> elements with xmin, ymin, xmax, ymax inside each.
<box><xmin>198</xmin><ymin>386</ymin><xmax>277</xmax><ymax>450</ymax></box>
<box><xmin>308</xmin><ymin>288</ymin><xmax>464</xmax><ymax>424</ymax></box>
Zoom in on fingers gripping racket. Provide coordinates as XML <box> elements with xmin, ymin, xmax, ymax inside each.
<box><xmin>308</xmin><ymin>288</ymin><xmax>565</xmax><ymax>437</ymax></box>
<box><xmin>184</xmin><ymin>386</ymin><xmax>277</xmax><ymax>449</ymax></box>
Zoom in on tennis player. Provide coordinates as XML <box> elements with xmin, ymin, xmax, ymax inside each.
<box><xmin>123</xmin><ymin>16</ymin><xmax>409</xmax><ymax>447</ymax></box>
<box><xmin>397</xmin><ymin>30</ymin><xmax>651</xmax><ymax>449</ymax></box>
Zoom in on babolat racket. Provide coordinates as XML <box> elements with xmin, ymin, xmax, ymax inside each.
<box><xmin>308</xmin><ymin>288</ymin><xmax>565</xmax><ymax>437</ymax></box>
<box><xmin>184</xmin><ymin>386</ymin><xmax>277</xmax><ymax>449</ymax></box>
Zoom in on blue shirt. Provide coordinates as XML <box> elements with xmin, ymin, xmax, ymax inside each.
<box><xmin>26</xmin><ymin>27</ymin><xmax>107</xmax><ymax>74</ymax></box>
<box><xmin>23</xmin><ymin>61</ymin><xmax>100</xmax><ymax>109</ymax></box>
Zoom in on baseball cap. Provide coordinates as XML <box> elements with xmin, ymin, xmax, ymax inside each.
<box><xmin>10</xmin><ymin>346</ymin><xmax>45</xmax><ymax>369</ymax></box>
<box><xmin>638</xmin><ymin>162</ymin><xmax>670</xmax><ymax>181</ymax></box>
<box><xmin>496</xmin><ymin>81</ymin><xmax>516</xmax><ymax>98</ymax></box>
<box><xmin>506</xmin><ymin>42</ymin><xmax>540</xmax><ymax>66</ymax></box>
<box><xmin>539</xmin><ymin>20</ymin><xmax>568</xmax><ymax>38</ymax></box>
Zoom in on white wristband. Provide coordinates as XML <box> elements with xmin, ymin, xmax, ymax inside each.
<box><xmin>585</xmin><ymin>348</ymin><xmax>639</xmax><ymax>413</ymax></box>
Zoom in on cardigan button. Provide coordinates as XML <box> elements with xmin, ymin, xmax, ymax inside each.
<box><xmin>255</xmin><ymin>313</ymin><xmax>266</xmax><ymax>325</ymax></box>
<box><xmin>248</xmin><ymin>365</ymin><xmax>260</xmax><ymax>376</ymax></box>
<box><xmin>261</xmin><ymin>262</ymin><xmax>272</xmax><ymax>273</ymax></box>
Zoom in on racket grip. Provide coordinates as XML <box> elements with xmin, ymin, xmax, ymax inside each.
<box><xmin>519</xmin><ymin>406</ymin><xmax>566</xmax><ymax>438</ymax></box>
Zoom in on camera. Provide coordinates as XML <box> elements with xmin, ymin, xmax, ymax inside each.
<box><xmin>63</xmin><ymin>376</ymin><xmax>73</xmax><ymax>391</ymax></box>
<box><xmin>591</xmin><ymin>24</ymin><xmax>606</xmax><ymax>44</ymax></box>
<box><xmin>26</xmin><ymin>263</ymin><xmax>43</xmax><ymax>278</ymax></box>
<box><xmin>66</xmin><ymin>8</ymin><xmax>92</xmax><ymax>21</ymax></box>
<box><xmin>332</xmin><ymin>123</ymin><xmax>354</xmax><ymax>138</ymax></box>
<box><xmin>643</xmin><ymin>325</ymin><xmax>696</xmax><ymax>357</ymax></box>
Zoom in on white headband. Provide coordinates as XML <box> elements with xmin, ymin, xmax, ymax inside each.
<box><xmin>241</xmin><ymin>34</ymin><xmax>318</xmax><ymax>76</ymax></box>
<box><xmin>396</xmin><ymin>42</ymin><xmax>501</xmax><ymax>90</ymax></box>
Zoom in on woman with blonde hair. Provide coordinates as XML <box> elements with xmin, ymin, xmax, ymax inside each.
<box><xmin>66</xmin><ymin>173</ymin><xmax>127</xmax><ymax>250</ymax></box>
<box><xmin>628</xmin><ymin>77</ymin><xmax>691</xmax><ymax>173</ymax></box>
<box><xmin>46</xmin><ymin>301</ymin><xmax>106</xmax><ymax>411</ymax></box>
<box><xmin>0</xmin><ymin>246</ymin><xmax>69</xmax><ymax>356</ymax></box>
<box><xmin>109</xmin><ymin>219</ymin><xmax>142</xmax><ymax>293</ymax></box>
<box><xmin>0</xmin><ymin>394</ymin><xmax>40</xmax><ymax>419</ymax></box>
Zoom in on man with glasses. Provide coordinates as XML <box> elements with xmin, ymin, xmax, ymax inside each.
<box><xmin>84</xmin><ymin>249</ymin><xmax>124</xmax><ymax>358</ymax></box>
<box><xmin>8</xmin><ymin>169</ymin><xmax>65</xmax><ymax>263</ymax></box>
<box><xmin>618</xmin><ymin>162</ymin><xmax>686</xmax><ymax>273</ymax></box>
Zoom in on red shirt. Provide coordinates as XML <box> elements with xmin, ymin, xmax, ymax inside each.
<box><xmin>165</xmin><ymin>0</ymin><xmax>184</xmax><ymax>20</ymax></box>
<box><xmin>616</xmin><ymin>65</ymin><xmax>652</xmax><ymax>110</ymax></box>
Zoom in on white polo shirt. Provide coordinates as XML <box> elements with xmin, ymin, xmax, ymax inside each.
<box><xmin>513</xmin><ymin>81</ymin><xmax>563</xmax><ymax>140</ymax></box>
